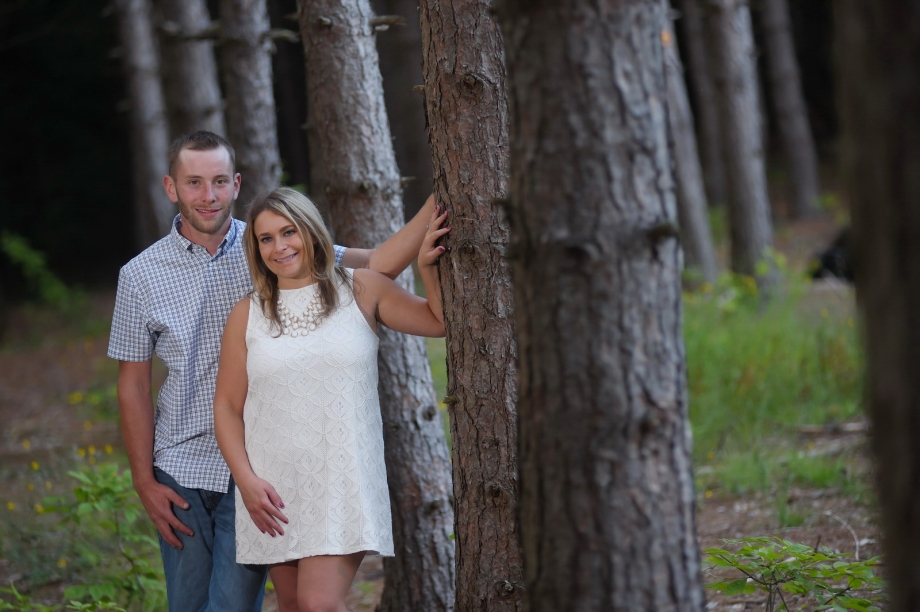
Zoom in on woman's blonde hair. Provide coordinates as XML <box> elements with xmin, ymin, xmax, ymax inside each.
<box><xmin>244</xmin><ymin>187</ymin><xmax>349</xmax><ymax>333</ymax></box>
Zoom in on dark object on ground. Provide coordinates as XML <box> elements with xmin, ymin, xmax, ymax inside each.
<box><xmin>810</xmin><ymin>227</ymin><xmax>853</xmax><ymax>282</ymax></box>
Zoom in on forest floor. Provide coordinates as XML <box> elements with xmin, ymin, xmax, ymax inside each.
<box><xmin>0</xmin><ymin>214</ymin><xmax>880</xmax><ymax>611</ymax></box>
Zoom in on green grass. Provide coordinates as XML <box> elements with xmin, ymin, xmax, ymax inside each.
<box><xmin>686</xmin><ymin>271</ymin><xmax>867</xmax><ymax>504</ymax></box>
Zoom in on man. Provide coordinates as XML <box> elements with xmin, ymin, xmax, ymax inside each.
<box><xmin>108</xmin><ymin>131</ymin><xmax>432</xmax><ymax>611</ymax></box>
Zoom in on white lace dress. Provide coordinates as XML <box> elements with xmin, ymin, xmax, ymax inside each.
<box><xmin>235</xmin><ymin>273</ymin><xmax>393</xmax><ymax>564</ymax></box>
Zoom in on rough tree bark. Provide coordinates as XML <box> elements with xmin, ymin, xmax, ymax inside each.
<box><xmin>220</xmin><ymin>0</ymin><xmax>282</xmax><ymax>213</ymax></box>
<box><xmin>155</xmin><ymin>0</ymin><xmax>227</xmax><ymax>139</ymax></box>
<box><xmin>419</xmin><ymin>0</ymin><xmax>524</xmax><ymax>610</ymax></box>
<box><xmin>496</xmin><ymin>0</ymin><xmax>705</xmax><ymax>609</ymax></box>
<box><xmin>836</xmin><ymin>2</ymin><xmax>920</xmax><ymax>610</ymax></box>
<box><xmin>663</xmin><ymin>19</ymin><xmax>718</xmax><ymax>283</ymax></box>
<box><xmin>374</xmin><ymin>0</ymin><xmax>434</xmax><ymax>219</ymax></box>
<box><xmin>705</xmin><ymin>0</ymin><xmax>775</xmax><ymax>281</ymax></box>
<box><xmin>678</xmin><ymin>0</ymin><xmax>727</xmax><ymax>208</ymax></box>
<box><xmin>760</xmin><ymin>0</ymin><xmax>820</xmax><ymax>219</ymax></box>
<box><xmin>114</xmin><ymin>0</ymin><xmax>175</xmax><ymax>247</ymax></box>
<box><xmin>296</xmin><ymin>3</ymin><xmax>455</xmax><ymax>610</ymax></box>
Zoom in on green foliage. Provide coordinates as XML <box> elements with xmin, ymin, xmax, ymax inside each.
<box><xmin>705</xmin><ymin>537</ymin><xmax>885</xmax><ymax>611</ymax></box>
<box><xmin>0</xmin><ymin>232</ymin><xmax>76</xmax><ymax>309</ymax></box>
<box><xmin>685</xmin><ymin>272</ymin><xmax>862</xmax><ymax>465</ymax></box>
<box><xmin>0</xmin><ymin>464</ymin><xmax>166</xmax><ymax>611</ymax></box>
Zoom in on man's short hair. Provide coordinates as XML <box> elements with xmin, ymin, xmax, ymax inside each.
<box><xmin>168</xmin><ymin>131</ymin><xmax>236</xmax><ymax>177</ymax></box>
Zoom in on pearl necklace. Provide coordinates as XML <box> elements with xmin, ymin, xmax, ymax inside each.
<box><xmin>277</xmin><ymin>289</ymin><xmax>324</xmax><ymax>337</ymax></box>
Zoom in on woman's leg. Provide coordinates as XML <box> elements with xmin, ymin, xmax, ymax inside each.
<box><xmin>269</xmin><ymin>560</ymin><xmax>300</xmax><ymax>612</ymax></box>
<box><xmin>296</xmin><ymin>552</ymin><xmax>366</xmax><ymax>612</ymax></box>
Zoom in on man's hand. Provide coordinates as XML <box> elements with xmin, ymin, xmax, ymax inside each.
<box><xmin>135</xmin><ymin>477</ymin><xmax>194</xmax><ymax>548</ymax></box>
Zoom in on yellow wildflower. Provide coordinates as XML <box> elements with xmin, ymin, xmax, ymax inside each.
<box><xmin>704</xmin><ymin>490</ymin><xmax>713</xmax><ymax>499</ymax></box>
<box><xmin>6</xmin><ymin>502</ymin><xmax>14</xmax><ymax>510</ymax></box>
<box><xmin>21</xmin><ymin>439</ymin><xmax>31</xmax><ymax>450</ymax></box>
<box><xmin>31</xmin><ymin>461</ymin><xmax>39</xmax><ymax>471</ymax></box>
<box><xmin>34</xmin><ymin>504</ymin><xmax>43</xmax><ymax>513</ymax></box>
<box><xmin>27</xmin><ymin>483</ymin><xmax>34</xmax><ymax>491</ymax></box>
<box><xmin>58</xmin><ymin>558</ymin><xmax>67</xmax><ymax>568</ymax></box>
<box><xmin>88</xmin><ymin>456</ymin><xmax>97</xmax><ymax>465</ymax></box>
<box><xmin>83</xmin><ymin>420</ymin><xmax>93</xmax><ymax>431</ymax></box>
<box><xmin>77</xmin><ymin>448</ymin><xmax>86</xmax><ymax>457</ymax></box>
<box><xmin>104</xmin><ymin>444</ymin><xmax>114</xmax><ymax>454</ymax></box>
<box><xmin>68</xmin><ymin>392</ymin><xmax>84</xmax><ymax>405</ymax></box>
<box><xmin>45</xmin><ymin>481</ymin><xmax>52</xmax><ymax>490</ymax></box>
<box><xmin>88</xmin><ymin>445</ymin><xmax>97</xmax><ymax>455</ymax></box>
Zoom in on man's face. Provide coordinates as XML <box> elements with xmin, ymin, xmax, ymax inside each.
<box><xmin>164</xmin><ymin>147</ymin><xmax>241</xmax><ymax>237</ymax></box>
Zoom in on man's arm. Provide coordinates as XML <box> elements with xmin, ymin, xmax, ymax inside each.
<box><xmin>339</xmin><ymin>194</ymin><xmax>438</xmax><ymax>279</ymax></box>
<box><xmin>118</xmin><ymin>360</ymin><xmax>194</xmax><ymax>548</ymax></box>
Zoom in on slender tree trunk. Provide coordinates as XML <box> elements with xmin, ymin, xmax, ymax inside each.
<box><xmin>760</xmin><ymin>0</ymin><xmax>820</xmax><ymax>219</ymax></box>
<box><xmin>678</xmin><ymin>0</ymin><xmax>727</xmax><ymax>208</ymax></box>
<box><xmin>155</xmin><ymin>0</ymin><xmax>227</xmax><ymax>139</ymax></box>
<box><xmin>419</xmin><ymin>1</ymin><xmax>524</xmax><ymax>610</ymax></box>
<box><xmin>496</xmin><ymin>1</ymin><xmax>704</xmax><ymax>609</ymax></box>
<box><xmin>705</xmin><ymin>0</ymin><xmax>775</xmax><ymax>281</ymax></box>
<box><xmin>220</xmin><ymin>0</ymin><xmax>282</xmax><ymax>213</ymax></box>
<box><xmin>296</xmin><ymin>3</ymin><xmax>455</xmax><ymax>610</ymax></box>
<box><xmin>664</xmin><ymin>19</ymin><xmax>718</xmax><ymax>283</ymax></box>
<box><xmin>114</xmin><ymin>0</ymin><xmax>174</xmax><ymax>247</ymax></box>
<box><xmin>268</xmin><ymin>0</ymin><xmax>312</xmax><ymax>190</ymax></box>
<box><xmin>374</xmin><ymin>0</ymin><xmax>434</xmax><ymax>219</ymax></box>
<box><xmin>836</xmin><ymin>2</ymin><xmax>920</xmax><ymax>610</ymax></box>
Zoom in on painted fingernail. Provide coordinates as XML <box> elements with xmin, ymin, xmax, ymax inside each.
<box><xmin>439</xmin><ymin>247</ymin><xmax>445</xmax><ymax>252</ymax></box>
<box><xmin>278</xmin><ymin>502</ymin><xmax>285</xmax><ymax>508</ymax></box>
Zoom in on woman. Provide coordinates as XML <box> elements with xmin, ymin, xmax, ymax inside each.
<box><xmin>213</xmin><ymin>187</ymin><xmax>449</xmax><ymax>612</ymax></box>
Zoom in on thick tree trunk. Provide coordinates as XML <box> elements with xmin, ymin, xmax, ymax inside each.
<box><xmin>296</xmin><ymin>3</ymin><xmax>455</xmax><ymax>611</ymax></box>
<box><xmin>114</xmin><ymin>0</ymin><xmax>175</xmax><ymax>247</ymax></box>
<box><xmin>836</xmin><ymin>2</ymin><xmax>920</xmax><ymax>610</ymax></box>
<box><xmin>705</xmin><ymin>0</ymin><xmax>775</xmax><ymax>281</ymax></box>
<box><xmin>664</xmin><ymin>20</ymin><xmax>718</xmax><ymax>283</ymax></box>
<box><xmin>496</xmin><ymin>1</ymin><xmax>705</xmax><ymax>610</ymax></box>
<box><xmin>418</xmin><ymin>2</ymin><xmax>524</xmax><ymax>610</ymax></box>
<box><xmin>374</xmin><ymin>0</ymin><xmax>434</xmax><ymax>219</ymax></box>
<box><xmin>678</xmin><ymin>0</ymin><xmax>727</xmax><ymax>208</ymax></box>
<box><xmin>155</xmin><ymin>0</ymin><xmax>226</xmax><ymax>139</ymax></box>
<box><xmin>220</xmin><ymin>0</ymin><xmax>282</xmax><ymax>213</ymax></box>
<box><xmin>760</xmin><ymin>0</ymin><xmax>820</xmax><ymax>219</ymax></box>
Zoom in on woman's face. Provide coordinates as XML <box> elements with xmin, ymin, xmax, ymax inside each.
<box><xmin>253</xmin><ymin>210</ymin><xmax>315</xmax><ymax>289</ymax></box>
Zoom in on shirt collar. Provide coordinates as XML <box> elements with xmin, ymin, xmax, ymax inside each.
<box><xmin>170</xmin><ymin>215</ymin><xmax>241</xmax><ymax>256</ymax></box>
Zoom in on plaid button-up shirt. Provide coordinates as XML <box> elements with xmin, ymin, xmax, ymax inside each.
<box><xmin>108</xmin><ymin>216</ymin><xmax>345</xmax><ymax>492</ymax></box>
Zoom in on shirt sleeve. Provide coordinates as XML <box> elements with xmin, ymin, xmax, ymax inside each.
<box><xmin>333</xmin><ymin>244</ymin><xmax>346</xmax><ymax>265</ymax></box>
<box><xmin>107</xmin><ymin>267</ymin><xmax>155</xmax><ymax>362</ymax></box>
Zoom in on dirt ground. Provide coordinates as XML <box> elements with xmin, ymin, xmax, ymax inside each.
<box><xmin>0</xmin><ymin>217</ymin><xmax>878</xmax><ymax>611</ymax></box>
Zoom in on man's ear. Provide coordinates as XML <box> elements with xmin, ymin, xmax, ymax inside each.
<box><xmin>163</xmin><ymin>175</ymin><xmax>179</xmax><ymax>203</ymax></box>
<box><xmin>233</xmin><ymin>173</ymin><xmax>242</xmax><ymax>199</ymax></box>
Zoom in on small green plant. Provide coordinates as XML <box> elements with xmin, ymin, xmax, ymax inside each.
<box><xmin>705</xmin><ymin>537</ymin><xmax>885</xmax><ymax>611</ymax></box>
<box><xmin>0</xmin><ymin>232</ymin><xmax>75</xmax><ymax>309</ymax></box>
<box><xmin>41</xmin><ymin>464</ymin><xmax>165</xmax><ymax>611</ymax></box>
<box><xmin>0</xmin><ymin>582</ymin><xmax>56</xmax><ymax>611</ymax></box>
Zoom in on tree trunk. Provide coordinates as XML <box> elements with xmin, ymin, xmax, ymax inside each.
<box><xmin>220</xmin><ymin>0</ymin><xmax>282</xmax><ymax>214</ymax></box>
<box><xmin>496</xmin><ymin>1</ymin><xmax>705</xmax><ymax>610</ymax></box>
<box><xmin>155</xmin><ymin>0</ymin><xmax>227</xmax><ymax>139</ymax></box>
<box><xmin>760</xmin><ymin>0</ymin><xmax>820</xmax><ymax>219</ymax></box>
<box><xmin>374</xmin><ymin>0</ymin><xmax>434</xmax><ymax>220</ymax></box>
<box><xmin>678</xmin><ymin>0</ymin><xmax>727</xmax><ymax>208</ymax></box>
<box><xmin>836</xmin><ymin>2</ymin><xmax>920</xmax><ymax>610</ymax></box>
<box><xmin>419</xmin><ymin>0</ymin><xmax>524</xmax><ymax>610</ymax></box>
<box><xmin>268</xmin><ymin>0</ymin><xmax>312</xmax><ymax>190</ymax></box>
<box><xmin>663</xmin><ymin>19</ymin><xmax>719</xmax><ymax>283</ymax></box>
<box><xmin>296</xmin><ymin>3</ymin><xmax>455</xmax><ymax>611</ymax></box>
<box><xmin>705</xmin><ymin>0</ymin><xmax>775</xmax><ymax>281</ymax></box>
<box><xmin>114</xmin><ymin>0</ymin><xmax>175</xmax><ymax>247</ymax></box>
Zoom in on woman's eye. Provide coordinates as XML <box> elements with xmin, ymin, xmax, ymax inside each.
<box><xmin>284</xmin><ymin>229</ymin><xmax>296</xmax><ymax>236</ymax></box>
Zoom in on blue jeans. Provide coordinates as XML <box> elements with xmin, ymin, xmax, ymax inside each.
<box><xmin>154</xmin><ymin>469</ymin><xmax>267</xmax><ymax>612</ymax></box>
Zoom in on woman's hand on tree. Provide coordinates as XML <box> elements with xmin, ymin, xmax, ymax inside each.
<box><xmin>419</xmin><ymin>205</ymin><xmax>450</xmax><ymax>267</ymax></box>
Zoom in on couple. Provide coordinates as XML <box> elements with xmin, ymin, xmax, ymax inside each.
<box><xmin>108</xmin><ymin>130</ymin><xmax>449</xmax><ymax>612</ymax></box>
